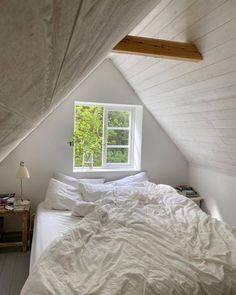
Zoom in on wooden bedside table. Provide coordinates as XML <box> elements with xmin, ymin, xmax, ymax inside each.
<box><xmin>0</xmin><ymin>201</ymin><xmax>31</xmax><ymax>252</ymax></box>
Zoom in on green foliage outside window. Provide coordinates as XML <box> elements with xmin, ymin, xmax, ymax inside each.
<box><xmin>108</xmin><ymin>111</ymin><xmax>129</xmax><ymax>127</ymax></box>
<box><xmin>107</xmin><ymin>130</ymin><xmax>129</xmax><ymax>145</ymax></box>
<box><xmin>72</xmin><ymin>105</ymin><xmax>130</xmax><ymax>168</ymax></box>
<box><xmin>107</xmin><ymin>148</ymin><xmax>128</xmax><ymax>163</ymax></box>
<box><xmin>74</xmin><ymin>105</ymin><xmax>103</xmax><ymax>167</ymax></box>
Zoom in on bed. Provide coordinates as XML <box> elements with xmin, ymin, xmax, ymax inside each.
<box><xmin>22</xmin><ymin>179</ymin><xmax>236</xmax><ymax>294</ymax></box>
<box><xmin>30</xmin><ymin>202</ymin><xmax>82</xmax><ymax>272</ymax></box>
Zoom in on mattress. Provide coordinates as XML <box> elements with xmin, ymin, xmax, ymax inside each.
<box><xmin>30</xmin><ymin>202</ymin><xmax>82</xmax><ymax>272</ymax></box>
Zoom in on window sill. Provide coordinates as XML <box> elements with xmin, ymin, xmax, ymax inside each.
<box><xmin>73</xmin><ymin>168</ymin><xmax>140</xmax><ymax>173</ymax></box>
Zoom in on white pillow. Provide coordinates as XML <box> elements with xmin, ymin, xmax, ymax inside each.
<box><xmin>54</xmin><ymin>172</ymin><xmax>105</xmax><ymax>187</ymax></box>
<box><xmin>105</xmin><ymin>172</ymin><xmax>148</xmax><ymax>186</ymax></box>
<box><xmin>72</xmin><ymin>201</ymin><xmax>96</xmax><ymax>217</ymax></box>
<box><xmin>44</xmin><ymin>178</ymin><xmax>82</xmax><ymax>210</ymax></box>
<box><xmin>78</xmin><ymin>183</ymin><xmax>114</xmax><ymax>202</ymax></box>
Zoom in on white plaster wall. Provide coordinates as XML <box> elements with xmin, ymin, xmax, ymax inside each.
<box><xmin>189</xmin><ymin>164</ymin><xmax>236</xmax><ymax>226</ymax></box>
<box><xmin>0</xmin><ymin>59</ymin><xmax>188</xmax><ymax>215</ymax></box>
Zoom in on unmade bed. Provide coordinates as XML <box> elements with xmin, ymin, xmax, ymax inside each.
<box><xmin>24</xmin><ymin>180</ymin><xmax>236</xmax><ymax>294</ymax></box>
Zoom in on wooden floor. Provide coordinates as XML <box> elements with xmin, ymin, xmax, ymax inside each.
<box><xmin>0</xmin><ymin>250</ymin><xmax>30</xmax><ymax>295</ymax></box>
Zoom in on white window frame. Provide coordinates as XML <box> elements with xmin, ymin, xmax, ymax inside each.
<box><xmin>73</xmin><ymin>101</ymin><xmax>143</xmax><ymax>172</ymax></box>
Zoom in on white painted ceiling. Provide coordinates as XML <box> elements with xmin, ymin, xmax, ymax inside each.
<box><xmin>111</xmin><ymin>0</ymin><xmax>236</xmax><ymax>175</ymax></box>
<box><xmin>0</xmin><ymin>0</ymin><xmax>159</xmax><ymax>162</ymax></box>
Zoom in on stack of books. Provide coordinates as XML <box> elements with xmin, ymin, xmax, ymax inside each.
<box><xmin>175</xmin><ymin>186</ymin><xmax>199</xmax><ymax>198</ymax></box>
<box><xmin>0</xmin><ymin>193</ymin><xmax>15</xmax><ymax>209</ymax></box>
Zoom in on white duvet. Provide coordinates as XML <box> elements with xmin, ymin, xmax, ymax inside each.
<box><xmin>21</xmin><ymin>182</ymin><xmax>236</xmax><ymax>295</ymax></box>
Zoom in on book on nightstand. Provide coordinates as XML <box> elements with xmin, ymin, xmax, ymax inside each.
<box><xmin>175</xmin><ymin>186</ymin><xmax>199</xmax><ymax>198</ymax></box>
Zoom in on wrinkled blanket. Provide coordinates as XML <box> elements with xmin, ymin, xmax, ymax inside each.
<box><xmin>21</xmin><ymin>182</ymin><xmax>236</xmax><ymax>294</ymax></box>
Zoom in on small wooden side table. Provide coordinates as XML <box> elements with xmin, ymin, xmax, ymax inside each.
<box><xmin>0</xmin><ymin>201</ymin><xmax>31</xmax><ymax>252</ymax></box>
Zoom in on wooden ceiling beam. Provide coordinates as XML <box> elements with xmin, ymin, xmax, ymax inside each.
<box><xmin>112</xmin><ymin>35</ymin><xmax>202</xmax><ymax>62</ymax></box>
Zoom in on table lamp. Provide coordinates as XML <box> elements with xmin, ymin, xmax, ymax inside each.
<box><xmin>16</xmin><ymin>161</ymin><xmax>30</xmax><ymax>201</ymax></box>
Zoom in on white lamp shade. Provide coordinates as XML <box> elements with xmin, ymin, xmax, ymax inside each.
<box><xmin>16</xmin><ymin>166</ymin><xmax>30</xmax><ymax>179</ymax></box>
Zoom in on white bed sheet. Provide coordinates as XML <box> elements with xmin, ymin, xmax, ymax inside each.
<box><xmin>30</xmin><ymin>202</ymin><xmax>81</xmax><ymax>272</ymax></box>
<box><xmin>22</xmin><ymin>183</ymin><xmax>236</xmax><ymax>294</ymax></box>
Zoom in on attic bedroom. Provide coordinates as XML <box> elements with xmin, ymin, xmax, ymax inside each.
<box><xmin>0</xmin><ymin>0</ymin><xmax>236</xmax><ymax>294</ymax></box>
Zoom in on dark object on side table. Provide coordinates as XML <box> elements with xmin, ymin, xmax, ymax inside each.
<box><xmin>175</xmin><ymin>185</ymin><xmax>199</xmax><ymax>198</ymax></box>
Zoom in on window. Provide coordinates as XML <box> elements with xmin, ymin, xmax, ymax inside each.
<box><xmin>73</xmin><ymin>102</ymin><xmax>143</xmax><ymax>171</ymax></box>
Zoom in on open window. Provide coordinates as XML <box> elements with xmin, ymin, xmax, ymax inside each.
<box><xmin>73</xmin><ymin>102</ymin><xmax>143</xmax><ymax>172</ymax></box>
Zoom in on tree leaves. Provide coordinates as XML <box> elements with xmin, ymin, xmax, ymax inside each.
<box><xmin>74</xmin><ymin>105</ymin><xmax>103</xmax><ymax>167</ymax></box>
<box><xmin>73</xmin><ymin>105</ymin><xmax>131</xmax><ymax>167</ymax></box>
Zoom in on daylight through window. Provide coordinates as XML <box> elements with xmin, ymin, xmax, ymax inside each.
<box><xmin>73</xmin><ymin>102</ymin><xmax>142</xmax><ymax>171</ymax></box>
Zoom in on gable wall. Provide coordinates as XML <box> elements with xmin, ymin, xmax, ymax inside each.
<box><xmin>0</xmin><ymin>60</ymin><xmax>188</xmax><ymax>220</ymax></box>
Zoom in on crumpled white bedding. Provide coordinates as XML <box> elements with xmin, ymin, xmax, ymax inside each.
<box><xmin>21</xmin><ymin>182</ymin><xmax>236</xmax><ymax>295</ymax></box>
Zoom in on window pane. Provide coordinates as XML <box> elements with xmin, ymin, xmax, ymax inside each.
<box><xmin>74</xmin><ymin>105</ymin><xmax>103</xmax><ymax>167</ymax></box>
<box><xmin>108</xmin><ymin>111</ymin><xmax>130</xmax><ymax>127</ymax></box>
<box><xmin>107</xmin><ymin>130</ymin><xmax>129</xmax><ymax>145</ymax></box>
<box><xmin>107</xmin><ymin>148</ymin><xmax>128</xmax><ymax>163</ymax></box>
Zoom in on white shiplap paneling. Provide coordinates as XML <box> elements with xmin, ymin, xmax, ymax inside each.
<box><xmin>111</xmin><ymin>0</ymin><xmax>236</xmax><ymax>175</ymax></box>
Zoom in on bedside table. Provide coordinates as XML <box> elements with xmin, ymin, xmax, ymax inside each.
<box><xmin>0</xmin><ymin>201</ymin><xmax>31</xmax><ymax>252</ymax></box>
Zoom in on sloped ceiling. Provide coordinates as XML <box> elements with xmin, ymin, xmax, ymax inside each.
<box><xmin>111</xmin><ymin>0</ymin><xmax>236</xmax><ymax>175</ymax></box>
<box><xmin>0</xmin><ymin>0</ymin><xmax>159</xmax><ymax>162</ymax></box>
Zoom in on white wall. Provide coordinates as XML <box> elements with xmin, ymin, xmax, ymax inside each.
<box><xmin>189</xmin><ymin>164</ymin><xmax>236</xmax><ymax>226</ymax></box>
<box><xmin>0</xmin><ymin>59</ymin><xmax>188</xmax><ymax>215</ymax></box>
